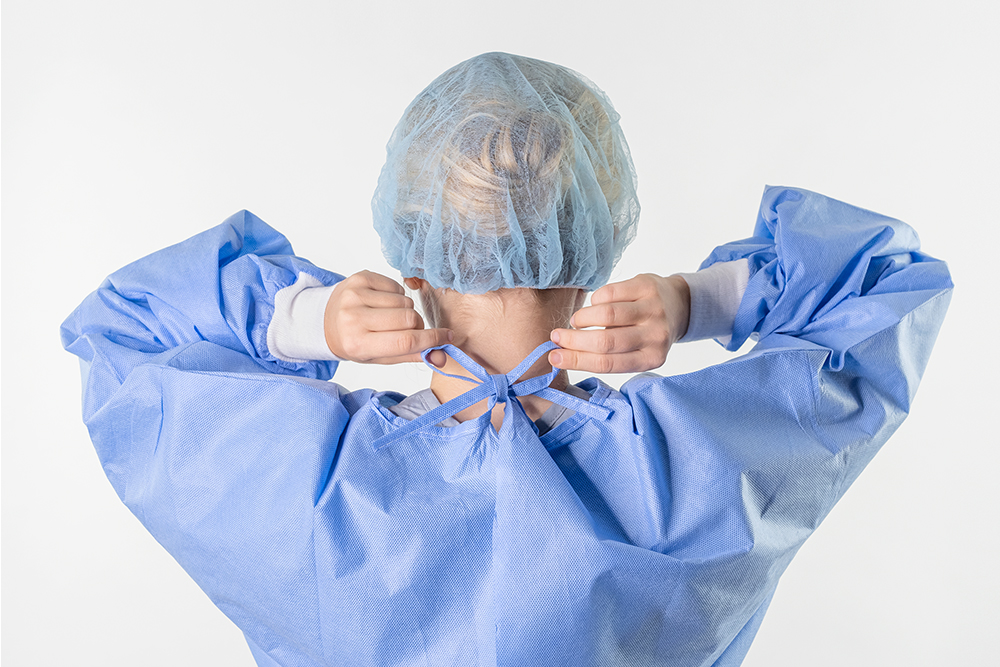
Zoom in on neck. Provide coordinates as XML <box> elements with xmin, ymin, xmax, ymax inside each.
<box><xmin>420</xmin><ymin>287</ymin><xmax>584</xmax><ymax>429</ymax></box>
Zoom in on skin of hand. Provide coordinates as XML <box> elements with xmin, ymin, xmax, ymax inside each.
<box><xmin>548</xmin><ymin>274</ymin><xmax>691</xmax><ymax>374</ymax></box>
<box><xmin>324</xmin><ymin>270</ymin><xmax>452</xmax><ymax>365</ymax></box>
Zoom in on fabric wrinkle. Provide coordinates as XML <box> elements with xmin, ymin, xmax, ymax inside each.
<box><xmin>61</xmin><ymin>187</ymin><xmax>952</xmax><ymax>666</ymax></box>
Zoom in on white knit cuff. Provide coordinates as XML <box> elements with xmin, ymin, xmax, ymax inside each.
<box><xmin>677</xmin><ymin>259</ymin><xmax>750</xmax><ymax>345</ymax></box>
<box><xmin>266</xmin><ymin>273</ymin><xmax>341</xmax><ymax>362</ymax></box>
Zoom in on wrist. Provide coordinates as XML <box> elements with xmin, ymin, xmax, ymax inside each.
<box><xmin>323</xmin><ymin>286</ymin><xmax>345</xmax><ymax>359</ymax></box>
<box><xmin>663</xmin><ymin>274</ymin><xmax>691</xmax><ymax>344</ymax></box>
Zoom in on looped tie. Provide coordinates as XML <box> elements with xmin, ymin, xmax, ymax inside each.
<box><xmin>371</xmin><ymin>341</ymin><xmax>613</xmax><ymax>450</ymax></box>
<box><xmin>489</xmin><ymin>374</ymin><xmax>510</xmax><ymax>403</ymax></box>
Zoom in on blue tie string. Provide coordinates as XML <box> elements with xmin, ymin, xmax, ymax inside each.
<box><xmin>371</xmin><ymin>341</ymin><xmax>612</xmax><ymax>451</ymax></box>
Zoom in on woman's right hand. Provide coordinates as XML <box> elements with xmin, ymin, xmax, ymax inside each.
<box><xmin>548</xmin><ymin>273</ymin><xmax>691</xmax><ymax>374</ymax></box>
<box><xmin>324</xmin><ymin>270</ymin><xmax>452</xmax><ymax>365</ymax></box>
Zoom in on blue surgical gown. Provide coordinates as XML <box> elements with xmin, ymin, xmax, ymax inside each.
<box><xmin>61</xmin><ymin>186</ymin><xmax>953</xmax><ymax>666</ymax></box>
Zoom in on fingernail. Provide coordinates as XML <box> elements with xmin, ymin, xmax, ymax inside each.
<box><xmin>447</xmin><ymin>330</ymin><xmax>454</xmax><ymax>341</ymax></box>
<box><xmin>569</xmin><ymin>315</ymin><xmax>576</xmax><ymax>328</ymax></box>
<box><xmin>550</xmin><ymin>330</ymin><xmax>560</xmax><ymax>344</ymax></box>
<box><xmin>550</xmin><ymin>351</ymin><xmax>562</xmax><ymax>367</ymax></box>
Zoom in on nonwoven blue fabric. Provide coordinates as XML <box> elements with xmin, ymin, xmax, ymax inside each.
<box><xmin>372</xmin><ymin>52</ymin><xmax>640</xmax><ymax>293</ymax></box>
<box><xmin>62</xmin><ymin>187</ymin><xmax>952</xmax><ymax>666</ymax></box>
<box><xmin>372</xmin><ymin>341</ymin><xmax>612</xmax><ymax>450</ymax></box>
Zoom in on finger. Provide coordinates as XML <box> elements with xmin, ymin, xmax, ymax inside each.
<box><xmin>357</xmin><ymin>288</ymin><xmax>414</xmax><ymax>309</ymax></box>
<box><xmin>590</xmin><ymin>275</ymin><xmax>660</xmax><ymax>307</ymax></box>
<box><xmin>365</xmin><ymin>353</ymin><xmax>430</xmax><ymax>365</ymax></box>
<box><xmin>548</xmin><ymin>348</ymin><xmax>660</xmax><ymax>374</ymax></box>
<box><xmin>369</xmin><ymin>348</ymin><xmax>449</xmax><ymax>366</ymax></box>
<box><xmin>427</xmin><ymin>349</ymin><xmax>448</xmax><ymax>368</ymax></box>
<box><xmin>570</xmin><ymin>302</ymin><xmax>645</xmax><ymax>329</ymax></box>
<box><xmin>353</xmin><ymin>270</ymin><xmax>405</xmax><ymax>295</ymax></box>
<box><xmin>551</xmin><ymin>326</ymin><xmax>645</xmax><ymax>354</ymax></box>
<box><xmin>590</xmin><ymin>278</ymin><xmax>640</xmax><ymax>307</ymax></box>
<box><xmin>362</xmin><ymin>328</ymin><xmax>453</xmax><ymax>360</ymax></box>
<box><xmin>362</xmin><ymin>307</ymin><xmax>425</xmax><ymax>332</ymax></box>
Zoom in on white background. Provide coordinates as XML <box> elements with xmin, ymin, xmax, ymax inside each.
<box><xmin>3</xmin><ymin>1</ymin><xmax>997</xmax><ymax>665</ymax></box>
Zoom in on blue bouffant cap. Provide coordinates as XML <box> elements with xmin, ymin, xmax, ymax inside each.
<box><xmin>372</xmin><ymin>52</ymin><xmax>639</xmax><ymax>294</ymax></box>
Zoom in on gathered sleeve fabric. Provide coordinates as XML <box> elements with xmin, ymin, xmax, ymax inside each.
<box><xmin>61</xmin><ymin>210</ymin><xmax>344</xmax><ymax>411</ymax></box>
<box><xmin>709</xmin><ymin>186</ymin><xmax>951</xmax><ymax>364</ymax></box>
<box><xmin>60</xmin><ymin>210</ymin><xmax>353</xmax><ymax>664</ymax></box>
<box><xmin>616</xmin><ymin>186</ymin><xmax>952</xmax><ymax>665</ymax></box>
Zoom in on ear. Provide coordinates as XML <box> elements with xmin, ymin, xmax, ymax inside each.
<box><xmin>403</xmin><ymin>277</ymin><xmax>425</xmax><ymax>290</ymax></box>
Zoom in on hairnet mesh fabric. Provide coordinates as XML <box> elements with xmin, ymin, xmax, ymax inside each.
<box><xmin>372</xmin><ymin>52</ymin><xmax>640</xmax><ymax>293</ymax></box>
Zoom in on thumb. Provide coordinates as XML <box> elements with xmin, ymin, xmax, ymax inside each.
<box><xmin>427</xmin><ymin>349</ymin><xmax>448</xmax><ymax>368</ymax></box>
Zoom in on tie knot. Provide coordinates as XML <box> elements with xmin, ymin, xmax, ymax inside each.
<box><xmin>489</xmin><ymin>373</ymin><xmax>510</xmax><ymax>403</ymax></box>
<box><xmin>371</xmin><ymin>341</ymin><xmax>613</xmax><ymax>451</ymax></box>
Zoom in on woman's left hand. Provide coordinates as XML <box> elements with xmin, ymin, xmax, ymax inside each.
<box><xmin>548</xmin><ymin>274</ymin><xmax>690</xmax><ymax>374</ymax></box>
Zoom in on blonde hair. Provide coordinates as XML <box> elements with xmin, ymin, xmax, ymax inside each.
<box><xmin>398</xmin><ymin>69</ymin><xmax>624</xmax><ymax>237</ymax></box>
<box><xmin>372</xmin><ymin>52</ymin><xmax>639</xmax><ymax>293</ymax></box>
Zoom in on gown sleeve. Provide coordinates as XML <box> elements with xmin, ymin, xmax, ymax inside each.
<box><xmin>60</xmin><ymin>210</ymin><xmax>351</xmax><ymax>663</ymax></box>
<box><xmin>620</xmin><ymin>186</ymin><xmax>952</xmax><ymax>663</ymax></box>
